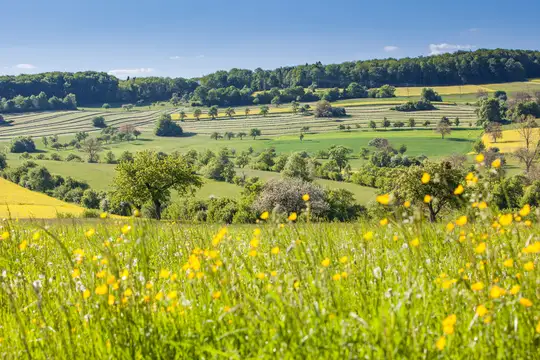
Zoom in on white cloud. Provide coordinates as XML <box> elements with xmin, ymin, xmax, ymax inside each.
<box><xmin>169</xmin><ymin>55</ymin><xmax>204</xmax><ymax>60</ymax></box>
<box><xmin>429</xmin><ymin>43</ymin><xmax>474</xmax><ymax>55</ymax></box>
<box><xmin>384</xmin><ymin>46</ymin><xmax>399</xmax><ymax>52</ymax></box>
<box><xmin>15</xmin><ymin>63</ymin><xmax>36</xmax><ymax>69</ymax></box>
<box><xmin>107</xmin><ymin>68</ymin><xmax>155</xmax><ymax>77</ymax></box>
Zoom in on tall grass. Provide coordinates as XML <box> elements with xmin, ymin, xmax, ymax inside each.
<box><xmin>0</xmin><ymin>209</ymin><xmax>538</xmax><ymax>358</ymax></box>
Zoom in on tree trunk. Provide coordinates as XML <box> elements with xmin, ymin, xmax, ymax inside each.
<box><xmin>153</xmin><ymin>199</ymin><xmax>162</xmax><ymax>220</ymax></box>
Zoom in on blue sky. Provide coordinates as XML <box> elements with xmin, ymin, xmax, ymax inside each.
<box><xmin>2</xmin><ymin>0</ymin><xmax>540</xmax><ymax>79</ymax></box>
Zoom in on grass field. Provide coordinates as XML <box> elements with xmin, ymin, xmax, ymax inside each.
<box><xmin>482</xmin><ymin>129</ymin><xmax>525</xmax><ymax>153</ymax></box>
<box><xmin>0</xmin><ymin>193</ymin><xmax>538</xmax><ymax>357</ymax></box>
<box><xmin>0</xmin><ymin>178</ymin><xmax>86</xmax><ymax>218</ymax></box>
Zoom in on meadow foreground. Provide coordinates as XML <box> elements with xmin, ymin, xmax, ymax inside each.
<box><xmin>0</xmin><ymin>208</ymin><xmax>539</xmax><ymax>359</ymax></box>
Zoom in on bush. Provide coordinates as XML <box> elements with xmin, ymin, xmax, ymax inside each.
<box><xmin>81</xmin><ymin>189</ymin><xmax>101</xmax><ymax>209</ymax></box>
<box><xmin>0</xmin><ymin>153</ymin><xmax>7</xmax><ymax>170</ymax></box>
<box><xmin>421</xmin><ymin>88</ymin><xmax>442</xmax><ymax>102</ymax></box>
<box><xmin>66</xmin><ymin>154</ymin><xmax>83</xmax><ymax>162</ymax></box>
<box><xmin>393</xmin><ymin>100</ymin><xmax>436</xmax><ymax>112</ymax></box>
<box><xmin>81</xmin><ymin>209</ymin><xmax>101</xmax><ymax>218</ymax></box>
<box><xmin>155</xmin><ymin>114</ymin><xmax>183</xmax><ymax>137</ymax></box>
<box><xmin>50</xmin><ymin>153</ymin><xmax>62</xmax><ymax>161</ymax></box>
<box><xmin>92</xmin><ymin>116</ymin><xmax>107</xmax><ymax>128</ymax></box>
<box><xmin>10</xmin><ymin>137</ymin><xmax>36</xmax><ymax>153</ymax></box>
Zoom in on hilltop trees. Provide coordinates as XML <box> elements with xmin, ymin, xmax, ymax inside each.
<box><xmin>10</xmin><ymin>137</ymin><xmax>36</xmax><ymax>153</ymax></box>
<box><xmin>476</xmin><ymin>97</ymin><xmax>504</xmax><ymax>125</ymax></box>
<box><xmin>259</xmin><ymin>105</ymin><xmax>269</xmax><ymax>117</ymax></box>
<box><xmin>155</xmin><ymin>113</ymin><xmax>183</xmax><ymax>137</ymax></box>
<box><xmin>421</xmin><ymin>88</ymin><xmax>442</xmax><ymax>102</ymax></box>
<box><xmin>250</xmin><ymin>128</ymin><xmax>261</xmax><ymax>140</ymax></box>
<box><xmin>112</xmin><ymin>150</ymin><xmax>202</xmax><ymax>219</ymax></box>
<box><xmin>193</xmin><ymin>108</ymin><xmax>202</xmax><ymax>120</ymax></box>
<box><xmin>92</xmin><ymin>116</ymin><xmax>107</xmax><ymax>128</ymax></box>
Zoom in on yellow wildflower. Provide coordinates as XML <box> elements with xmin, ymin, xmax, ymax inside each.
<box><xmin>332</xmin><ymin>273</ymin><xmax>341</xmax><ymax>281</ymax></box>
<box><xmin>475</xmin><ymin>153</ymin><xmax>485</xmax><ymax>163</ymax></box>
<box><xmin>476</xmin><ymin>305</ymin><xmax>488</xmax><ymax>317</ymax></box>
<box><xmin>212</xmin><ymin>291</ymin><xmax>221</xmax><ymax>300</ymax></box>
<box><xmin>519</xmin><ymin>204</ymin><xmax>531</xmax><ymax>217</ymax></box>
<box><xmin>95</xmin><ymin>284</ymin><xmax>108</xmax><ymax>295</ymax></box>
<box><xmin>85</xmin><ymin>228</ymin><xmax>95</xmax><ymax>237</ymax></box>
<box><xmin>249</xmin><ymin>238</ymin><xmax>259</xmax><ymax>248</ymax></box>
<box><xmin>100</xmin><ymin>212</ymin><xmax>108</xmax><ymax>219</ymax></box>
<box><xmin>475</xmin><ymin>242</ymin><xmax>486</xmax><ymax>254</ymax></box>
<box><xmin>83</xmin><ymin>289</ymin><xmax>91</xmax><ymax>299</ymax></box>
<box><xmin>1</xmin><ymin>231</ymin><xmax>9</xmax><ymax>240</ymax></box>
<box><xmin>339</xmin><ymin>256</ymin><xmax>348</xmax><ymax>264</ymax></box>
<box><xmin>523</xmin><ymin>261</ymin><xmax>534</xmax><ymax>271</ymax></box>
<box><xmin>446</xmin><ymin>222</ymin><xmax>455</xmax><ymax>231</ymax></box>
<box><xmin>72</xmin><ymin>268</ymin><xmax>81</xmax><ymax>279</ymax></box>
<box><xmin>271</xmin><ymin>246</ymin><xmax>280</xmax><ymax>255</ymax></box>
<box><xmin>409</xmin><ymin>238</ymin><xmax>420</xmax><ymax>247</ymax></box>
<box><xmin>436</xmin><ymin>336</ymin><xmax>446</xmax><ymax>351</ymax></box>
<box><xmin>510</xmin><ymin>285</ymin><xmax>520</xmax><ymax>295</ymax></box>
<box><xmin>363</xmin><ymin>231</ymin><xmax>373</xmax><ymax>241</ymax></box>
<box><xmin>499</xmin><ymin>214</ymin><xmax>513</xmax><ymax>226</ymax></box>
<box><xmin>260</xmin><ymin>211</ymin><xmax>269</xmax><ymax>220</ymax></box>
<box><xmin>121</xmin><ymin>225</ymin><xmax>131</xmax><ymax>235</ymax></box>
<box><xmin>108</xmin><ymin>294</ymin><xmax>115</xmax><ymax>306</ymax></box>
<box><xmin>379</xmin><ymin>218</ymin><xmax>389</xmax><ymax>226</ymax></box>
<box><xmin>159</xmin><ymin>269</ymin><xmax>171</xmax><ymax>279</ymax></box>
<box><xmin>489</xmin><ymin>286</ymin><xmax>505</xmax><ymax>299</ymax></box>
<box><xmin>321</xmin><ymin>258</ymin><xmax>331</xmax><ymax>267</ymax></box>
<box><xmin>302</xmin><ymin>194</ymin><xmax>310</xmax><ymax>202</ymax></box>
<box><xmin>421</xmin><ymin>173</ymin><xmax>431</xmax><ymax>184</ymax></box>
<box><xmin>523</xmin><ymin>242</ymin><xmax>540</xmax><ymax>254</ymax></box>
<box><xmin>404</xmin><ymin>200</ymin><xmax>411</xmax><ymax>208</ymax></box>
<box><xmin>288</xmin><ymin>212</ymin><xmax>297</xmax><ymax>221</ymax></box>
<box><xmin>455</xmin><ymin>216</ymin><xmax>467</xmax><ymax>226</ymax></box>
<box><xmin>519</xmin><ymin>298</ymin><xmax>533</xmax><ymax>307</ymax></box>
<box><xmin>471</xmin><ymin>282</ymin><xmax>484</xmax><ymax>291</ymax></box>
<box><xmin>491</xmin><ymin>158</ymin><xmax>501</xmax><ymax>168</ymax></box>
<box><xmin>454</xmin><ymin>184</ymin><xmax>464</xmax><ymax>195</ymax></box>
<box><xmin>503</xmin><ymin>259</ymin><xmax>514</xmax><ymax>267</ymax></box>
<box><xmin>255</xmin><ymin>272</ymin><xmax>266</xmax><ymax>280</ymax></box>
<box><xmin>424</xmin><ymin>195</ymin><xmax>432</xmax><ymax>203</ymax></box>
<box><xmin>19</xmin><ymin>240</ymin><xmax>27</xmax><ymax>251</ymax></box>
<box><xmin>376</xmin><ymin>193</ymin><xmax>391</xmax><ymax>205</ymax></box>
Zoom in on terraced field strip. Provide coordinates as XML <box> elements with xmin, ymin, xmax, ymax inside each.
<box><xmin>174</xmin><ymin>104</ymin><xmax>477</xmax><ymax>136</ymax></box>
<box><xmin>0</xmin><ymin>110</ymin><xmax>166</xmax><ymax>140</ymax></box>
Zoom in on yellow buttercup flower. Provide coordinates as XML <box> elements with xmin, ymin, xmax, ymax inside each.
<box><xmin>503</xmin><ymin>259</ymin><xmax>514</xmax><ymax>267</ymax></box>
<box><xmin>19</xmin><ymin>240</ymin><xmax>27</xmax><ymax>251</ymax></box>
<box><xmin>379</xmin><ymin>218</ymin><xmax>388</xmax><ymax>226</ymax></box>
<box><xmin>523</xmin><ymin>261</ymin><xmax>534</xmax><ymax>271</ymax></box>
<box><xmin>72</xmin><ymin>268</ymin><xmax>81</xmax><ymax>279</ymax></box>
<box><xmin>471</xmin><ymin>282</ymin><xmax>484</xmax><ymax>291</ymax></box>
<box><xmin>489</xmin><ymin>286</ymin><xmax>505</xmax><ymax>299</ymax></box>
<box><xmin>85</xmin><ymin>228</ymin><xmax>95</xmax><ymax>237</ymax></box>
<box><xmin>376</xmin><ymin>194</ymin><xmax>391</xmax><ymax>205</ymax></box>
<box><xmin>446</xmin><ymin>222</ymin><xmax>455</xmax><ymax>231</ymax></box>
<box><xmin>454</xmin><ymin>184</ymin><xmax>464</xmax><ymax>195</ymax></box>
<box><xmin>474</xmin><ymin>242</ymin><xmax>486</xmax><ymax>254</ymax></box>
<box><xmin>255</xmin><ymin>272</ymin><xmax>266</xmax><ymax>280</ymax></box>
<box><xmin>523</xmin><ymin>242</ymin><xmax>540</xmax><ymax>254</ymax></box>
<box><xmin>478</xmin><ymin>202</ymin><xmax>488</xmax><ymax>210</ymax></box>
<box><xmin>212</xmin><ymin>291</ymin><xmax>221</xmax><ymax>300</ymax></box>
<box><xmin>421</xmin><ymin>173</ymin><xmax>431</xmax><ymax>184</ymax></box>
<box><xmin>1</xmin><ymin>231</ymin><xmax>9</xmax><ymax>240</ymax></box>
<box><xmin>436</xmin><ymin>336</ymin><xmax>446</xmax><ymax>351</ymax></box>
<box><xmin>83</xmin><ymin>289</ymin><xmax>91</xmax><ymax>299</ymax></box>
<box><xmin>95</xmin><ymin>284</ymin><xmax>108</xmax><ymax>295</ymax></box>
<box><xmin>108</xmin><ymin>294</ymin><xmax>115</xmax><ymax>306</ymax></box>
<box><xmin>271</xmin><ymin>246</ymin><xmax>280</xmax><ymax>255</ymax></box>
<box><xmin>302</xmin><ymin>194</ymin><xmax>310</xmax><ymax>202</ymax></box>
<box><xmin>423</xmin><ymin>195</ymin><xmax>432</xmax><ymax>203</ymax></box>
<box><xmin>476</xmin><ymin>305</ymin><xmax>488</xmax><ymax>317</ymax></box>
<box><xmin>475</xmin><ymin>153</ymin><xmax>485</xmax><ymax>163</ymax></box>
<box><xmin>519</xmin><ymin>298</ymin><xmax>533</xmax><ymax>307</ymax></box>
<box><xmin>321</xmin><ymin>258</ymin><xmax>331</xmax><ymax>267</ymax></box>
<box><xmin>121</xmin><ymin>225</ymin><xmax>131</xmax><ymax>235</ymax></box>
<box><xmin>519</xmin><ymin>204</ymin><xmax>531</xmax><ymax>217</ymax></box>
<box><xmin>159</xmin><ymin>269</ymin><xmax>171</xmax><ymax>279</ymax></box>
<box><xmin>491</xmin><ymin>158</ymin><xmax>501</xmax><ymax>168</ymax></box>
<box><xmin>510</xmin><ymin>285</ymin><xmax>520</xmax><ymax>295</ymax></box>
<box><xmin>455</xmin><ymin>216</ymin><xmax>467</xmax><ymax>226</ymax></box>
<box><xmin>499</xmin><ymin>214</ymin><xmax>513</xmax><ymax>226</ymax></box>
<box><xmin>409</xmin><ymin>238</ymin><xmax>420</xmax><ymax>247</ymax></box>
<box><xmin>339</xmin><ymin>256</ymin><xmax>348</xmax><ymax>264</ymax></box>
<box><xmin>260</xmin><ymin>211</ymin><xmax>269</xmax><ymax>220</ymax></box>
<box><xmin>332</xmin><ymin>273</ymin><xmax>341</xmax><ymax>281</ymax></box>
<box><xmin>100</xmin><ymin>212</ymin><xmax>108</xmax><ymax>219</ymax></box>
<box><xmin>363</xmin><ymin>231</ymin><xmax>373</xmax><ymax>241</ymax></box>
<box><xmin>249</xmin><ymin>238</ymin><xmax>259</xmax><ymax>248</ymax></box>
<box><xmin>403</xmin><ymin>200</ymin><xmax>411</xmax><ymax>208</ymax></box>
<box><xmin>288</xmin><ymin>212</ymin><xmax>297</xmax><ymax>221</ymax></box>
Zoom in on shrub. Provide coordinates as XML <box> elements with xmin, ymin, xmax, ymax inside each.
<box><xmin>393</xmin><ymin>100</ymin><xmax>436</xmax><ymax>112</ymax></box>
<box><xmin>10</xmin><ymin>137</ymin><xmax>36</xmax><ymax>153</ymax></box>
<box><xmin>0</xmin><ymin>153</ymin><xmax>7</xmax><ymax>170</ymax></box>
<box><xmin>81</xmin><ymin>189</ymin><xmax>101</xmax><ymax>209</ymax></box>
<box><xmin>92</xmin><ymin>116</ymin><xmax>107</xmax><ymax>128</ymax></box>
<box><xmin>50</xmin><ymin>153</ymin><xmax>62</xmax><ymax>161</ymax></box>
<box><xmin>81</xmin><ymin>209</ymin><xmax>101</xmax><ymax>218</ymax></box>
<box><xmin>65</xmin><ymin>154</ymin><xmax>82</xmax><ymax>162</ymax></box>
<box><xmin>155</xmin><ymin>114</ymin><xmax>183</xmax><ymax>137</ymax></box>
<box><xmin>421</xmin><ymin>88</ymin><xmax>442</xmax><ymax>102</ymax></box>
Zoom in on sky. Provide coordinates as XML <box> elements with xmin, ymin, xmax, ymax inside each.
<box><xmin>2</xmin><ymin>0</ymin><xmax>540</xmax><ymax>79</ymax></box>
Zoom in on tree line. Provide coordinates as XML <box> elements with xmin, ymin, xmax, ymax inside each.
<box><xmin>1</xmin><ymin>49</ymin><xmax>539</xmax><ymax>107</ymax></box>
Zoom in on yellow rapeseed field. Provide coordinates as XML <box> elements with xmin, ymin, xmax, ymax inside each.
<box><xmin>482</xmin><ymin>129</ymin><xmax>524</xmax><ymax>153</ymax></box>
<box><xmin>0</xmin><ymin>178</ymin><xmax>86</xmax><ymax>218</ymax></box>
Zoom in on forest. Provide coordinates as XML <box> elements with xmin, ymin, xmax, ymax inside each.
<box><xmin>0</xmin><ymin>49</ymin><xmax>539</xmax><ymax>106</ymax></box>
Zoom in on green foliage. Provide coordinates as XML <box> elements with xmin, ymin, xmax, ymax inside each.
<box><xmin>92</xmin><ymin>116</ymin><xmax>107</xmax><ymax>128</ymax></box>
<box><xmin>281</xmin><ymin>152</ymin><xmax>313</xmax><ymax>182</ymax></box>
<box><xmin>476</xmin><ymin>97</ymin><xmax>504</xmax><ymax>125</ymax></box>
<box><xmin>81</xmin><ymin>189</ymin><xmax>101</xmax><ymax>209</ymax></box>
<box><xmin>393</xmin><ymin>100</ymin><xmax>436</xmax><ymax>112</ymax></box>
<box><xmin>154</xmin><ymin>113</ymin><xmax>183</xmax><ymax>137</ymax></box>
<box><xmin>491</xmin><ymin>175</ymin><xmax>525</xmax><ymax>210</ymax></box>
<box><xmin>111</xmin><ymin>150</ymin><xmax>202</xmax><ymax>219</ymax></box>
<box><xmin>10</xmin><ymin>137</ymin><xmax>36</xmax><ymax>153</ymax></box>
<box><xmin>421</xmin><ymin>88</ymin><xmax>442</xmax><ymax>102</ymax></box>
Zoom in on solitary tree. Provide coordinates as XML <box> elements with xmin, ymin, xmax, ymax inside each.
<box><xmin>208</xmin><ymin>106</ymin><xmax>218</xmax><ymax>119</ymax></box>
<box><xmin>434</xmin><ymin>120</ymin><xmax>452</xmax><ymax>139</ymax></box>
<box><xmin>210</xmin><ymin>132</ymin><xmax>220</xmax><ymax>140</ymax></box>
<box><xmin>81</xmin><ymin>138</ymin><xmax>103</xmax><ymax>163</ymax></box>
<box><xmin>170</xmin><ymin>93</ymin><xmax>180</xmax><ymax>106</ymax></box>
<box><xmin>224</xmin><ymin>132</ymin><xmax>235</xmax><ymax>140</ymax></box>
<box><xmin>381</xmin><ymin>118</ymin><xmax>391</xmax><ymax>129</ymax></box>
<box><xmin>259</xmin><ymin>105</ymin><xmax>270</xmax><ymax>117</ymax></box>
<box><xmin>111</xmin><ymin>150</ymin><xmax>202</xmax><ymax>219</ymax></box>
<box><xmin>193</xmin><ymin>109</ymin><xmax>202</xmax><ymax>121</ymax></box>
<box><xmin>408</xmin><ymin>118</ymin><xmax>416</xmax><ymax>128</ymax></box>
<box><xmin>291</xmin><ymin>101</ymin><xmax>300</xmax><ymax>114</ymax></box>
<box><xmin>250</xmin><ymin>128</ymin><xmax>262</xmax><ymax>140</ymax></box>
<box><xmin>271</xmin><ymin>96</ymin><xmax>281</xmax><ymax>107</ymax></box>
<box><xmin>237</xmin><ymin>132</ymin><xmax>247</xmax><ymax>140</ymax></box>
<box><xmin>485</xmin><ymin>122</ymin><xmax>503</xmax><ymax>143</ymax></box>
<box><xmin>245</xmin><ymin>108</ymin><xmax>250</xmax><ymax>117</ymax></box>
<box><xmin>369</xmin><ymin>121</ymin><xmax>377</xmax><ymax>130</ymax></box>
<box><xmin>179</xmin><ymin>111</ymin><xmax>187</xmax><ymax>122</ymax></box>
<box><xmin>102</xmin><ymin>103</ymin><xmax>111</xmax><ymax>111</ymax></box>
<box><xmin>454</xmin><ymin>117</ymin><xmax>460</xmax><ymax>126</ymax></box>
<box><xmin>225</xmin><ymin>107</ymin><xmax>235</xmax><ymax>118</ymax></box>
